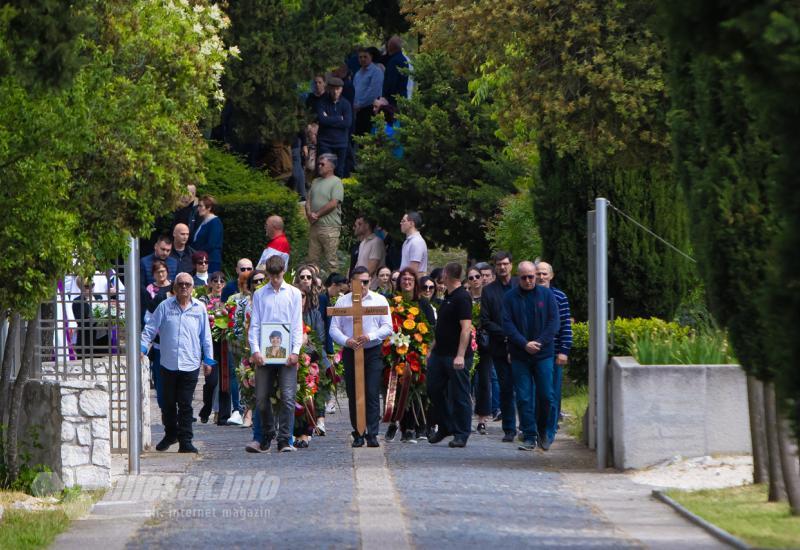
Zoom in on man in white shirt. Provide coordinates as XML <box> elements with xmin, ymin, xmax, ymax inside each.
<box><xmin>399</xmin><ymin>211</ymin><xmax>428</xmax><ymax>276</ymax></box>
<box><xmin>329</xmin><ymin>266</ymin><xmax>393</xmax><ymax>447</ymax></box>
<box><xmin>247</xmin><ymin>256</ymin><xmax>304</xmax><ymax>453</ymax></box>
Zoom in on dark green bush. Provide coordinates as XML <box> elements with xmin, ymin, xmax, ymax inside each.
<box><xmin>201</xmin><ymin>147</ymin><xmax>307</xmax><ymax>275</ymax></box>
<box><xmin>216</xmin><ymin>193</ymin><xmax>307</xmax><ymax>276</ymax></box>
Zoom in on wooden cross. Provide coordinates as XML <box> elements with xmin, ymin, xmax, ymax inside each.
<box><xmin>327</xmin><ymin>279</ymin><xmax>388</xmax><ymax>435</ymax></box>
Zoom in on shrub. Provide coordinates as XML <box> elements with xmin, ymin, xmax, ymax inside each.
<box><xmin>216</xmin><ymin>193</ymin><xmax>307</xmax><ymax>276</ymax></box>
<box><xmin>569</xmin><ymin>317</ymin><xmax>691</xmax><ymax>385</ymax></box>
<box><xmin>632</xmin><ymin>328</ymin><xmax>736</xmax><ymax>365</ymax></box>
<box><xmin>200</xmin><ymin>146</ymin><xmax>308</xmax><ymax>275</ymax></box>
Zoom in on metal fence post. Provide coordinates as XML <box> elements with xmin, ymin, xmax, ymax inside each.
<box><xmin>593</xmin><ymin>198</ymin><xmax>609</xmax><ymax>470</ymax></box>
<box><xmin>126</xmin><ymin>235</ymin><xmax>141</xmax><ymax>474</ymax></box>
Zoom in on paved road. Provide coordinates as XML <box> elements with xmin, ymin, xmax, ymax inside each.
<box><xmin>55</xmin><ymin>393</ymin><xmax>728</xmax><ymax>549</ymax></box>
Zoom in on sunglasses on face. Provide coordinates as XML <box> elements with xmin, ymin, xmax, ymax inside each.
<box><xmin>299</xmin><ymin>274</ymin><xmax>313</xmax><ymax>280</ymax></box>
<box><xmin>253</xmin><ymin>278</ymin><xmax>265</xmax><ymax>284</ymax></box>
<box><xmin>176</xmin><ymin>282</ymin><xmax>192</xmax><ymax>288</ymax></box>
<box><xmin>520</xmin><ymin>275</ymin><xmax>536</xmax><ymax>281</ymax></box>
<box><xmin>468</xmin><ymin>275</ymin><xmax>481</xmax><ymax>281</ymax></box>
<box><xmin>195</xmin><ymin>260</ymin><xmax>208</xmax><ymax>265</ymax></box>
<box><xmin>423</xmin><ymin>285</ymin><xmax>435</xmax><ymax>291</ymax></box>
<box><xmin>240</xmin><ymin>267</ymin><xmax>253</xmax><ymax>272</ymax></box>
<box><xmin>357</xmin><ymin>279</ymin><xmax>370</xmax><ymax>285</ymax></box>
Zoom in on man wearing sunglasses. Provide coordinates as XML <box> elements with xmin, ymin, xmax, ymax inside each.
<box><xmin>221</xmin><ymin>258</ymin><xmax>253</xmax><ymax>301</ymax></box>
<box><xmin>329</xmin><ymin>267</ymin><xmax>393</xmax><ymax>448</ymax></box>
<box><xmin>141</xmin><ymin>273</ymin><xmax>215</xmax><ymax>454</ymax></box>
<box><xmin>502</xmin><ymin>261</ymin><xmax>560</xmax><ymax>452</ymax></box>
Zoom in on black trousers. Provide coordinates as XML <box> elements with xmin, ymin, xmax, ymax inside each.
<box><xmin>473</xmin><ymin>350</ymin><xmax>493</xmax><ymax>417</ymax></box>
<box><xmin>492</xmin><ymin>350</ymin><xmax>517</xmax><ymax>434</ymax></box>
<box><xmin>160</xmin><ymin>367</ymin><xmax>200</xmax><ymax>443</ymax></box>
<box><xmin>426</xmin><ymin>352</ymin><xmax>473</xmax><ymax>440</ymax></box>
<box><xmin>199</xmin><ymin>341</ymin><xmax>230</xmax><ymax>424</ymax></box>
<box><xmin>343</xmin><ymin>346</ymin><xmax>383</xmax><ymax>436</ymax></box>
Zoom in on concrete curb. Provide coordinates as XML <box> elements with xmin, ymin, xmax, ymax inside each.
<box><xmin>651</xmin><ymin>490</ymin><xmax>751</xmax><ymax>550</ymax></box>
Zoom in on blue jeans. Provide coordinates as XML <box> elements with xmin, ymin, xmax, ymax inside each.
<box><xmin>491</xmin><ymin>366</ymin><xmax>500</xmax><ymax>414</ymax></box>
<box><xmin>511</xmin><ymin>355</ymin><xmax>555</xmax><ymax>442</ymax></box>
<box><xmin>148</xmin><ymin>347</ymin><xmax>164</xmax><ymax>410</ymax></box>
<box><xmin>546</xmin><ymin>365</ymin><xmax>563</xmax><ymax>441</ymax></box>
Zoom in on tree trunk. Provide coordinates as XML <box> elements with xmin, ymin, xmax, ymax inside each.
<box><xmin>746</xmin><ymin>376</ymin><xmax>769</xmax><ymax>484</ymax></box>
<box><xmin>6</xmin><ymin>309</ymin><xmax>38</xmax><ymax>479</ymax></box>
<box><xmin>0</xmin><ymin>312</ymin><xmax>20</xmax><ymax>429</ymax></box>
<box><xmin>777</xmin><ymin>416</ymin><xmax>800</xmax><ymax>515</ymax></box>
<box><xmin>764</xmin><ymin>381</ymin><xmax>787</xmax><ymax>502</ymax></box>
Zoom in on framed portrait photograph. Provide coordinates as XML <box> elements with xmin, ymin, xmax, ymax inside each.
<box><xmin>260</xmin><ymin>323</ymin><xmax>292</xmax><ymax>365</ymax></box>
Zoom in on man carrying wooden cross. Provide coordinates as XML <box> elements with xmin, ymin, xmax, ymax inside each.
<box><xmin>329</xmin><ymin>266</ymin><xmax>392</xmax><ymax>448</ymax></box>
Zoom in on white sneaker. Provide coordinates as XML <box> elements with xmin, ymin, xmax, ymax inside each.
<box><xmin>227</xmin><ymin>410</ymin><xmax>243</xmax><ymax>426</ymax></box>
<box><xmin>325</xmin><ymin>403</ymin><xmax>336</xmax><ymax>414</ymax></box>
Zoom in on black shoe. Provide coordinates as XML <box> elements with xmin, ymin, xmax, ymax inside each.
<box><xmin>178</xmin><ymin>442</ymin><xmax>198</xmax><ymax>453</ymax></box>
<box><xmin>156</xmin><ymin>436</ymin><xmax>177</xmax><ymax>451</ymax></box>
<box><xmin>502</xmin><ymin>431</ymin><xmax>516</xmax><ymax>442</ymax></box>
<box><xmin>428</xmin><ymin>430</ymin><xmax>451</xmax><ymax>444</ymax></box>
<box><xmin>448</xmin><ymin>438</ymin><xmax>467</xmax><ymax>448</ymax></box>
<box><xmin>259</xmin><ymin>439</ymin><xmax>272</xmax><ymax>452</ymax></box>
<box><xmin>192</xmin><ymin>417</ymin><xmax>198</xmax><ymax>423</ymax></box>
<box><xmin>385</xmin><ymin>423</ymin><xmax>398</xmax><ymax>441</ymax></box>
<box><xmin>400</xmin><ymin>430</ymin><xmax>417</xmax><ymax>443</ymax></box>
<box><xmin>366</xmin><ymin>435</ymin><xmax>380</xmax><ymax>448</ymax></box>
<box><xmin>518</xmin><ymin>438</ymin><xmax>537</xmax><ymax>451</ymax></box>
<box><xmin>492</xmin><ymin>411</ymin><xmax>503</xmax><ymax>422</ymax></box>
<box><xmin>540</xmin><ymin>435</ymin><xmax>553</xmax><ymax>451</ymax></box>
<box><xmin>415</xmin><ymin>429</ymin><xmax>427</xmax><ymax>441</ymax></box>
<box><xmin>295</xmin><ymin>439</ymin><xmax>309</xmax><ymax>449</ymax></box>
<box><xmin>199</xmin><ymin>416</ymin><xmax>209</xmax><ymax>424</ymax></box>
<box><xmin>277</xmin><ymin>440</ymin><xmax>296</xmax><ymax>452</ymax></box>
<box><xmin>477</xmin><ymin>422</ymin><xmax>487</xmax><ymax>435</ymax></box>
<box><xmin>352</xmin><ymin>431</ymin><xmax>365</xmax><ymax>448</ymax></box>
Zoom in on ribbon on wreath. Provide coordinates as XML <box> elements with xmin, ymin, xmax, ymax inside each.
<box><xmin>219</xmin><ymin>340</ymin><xmax>229</xmax><ymax>392</ymax></box>
<box><xmin>382</xmin><ymin>366</ymin><xmax>412</xmax><ymax>423</ymax></box>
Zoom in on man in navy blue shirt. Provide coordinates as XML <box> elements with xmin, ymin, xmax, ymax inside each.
<box><xmin>316</xmin><ymin>76</ymin><xmax>352</xmax><ymax>178</ymax></box>
<box><xmin>502</xmin><ymin>261</ymin><xmax>560</xmax><ymax>451</ymax></box>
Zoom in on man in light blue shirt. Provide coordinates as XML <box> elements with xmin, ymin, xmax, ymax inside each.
<box><xmin>353</xmin><ymin>47</ymin><xmax>384</xmax><ymax>135</ymax></box>
<box><xmin>141</xmin><ymin>272</ymin><xmax>214</xmax><ymax>453</ymax></box>
<box><xmin>330</xmin><ymin>266</ymin><xmax>393</xmax><ymax>448</ymax></box>
<box><xmin>246</xmin><ymin>256</ymin><xmax>304</xmax><ymax>453</ymax></box>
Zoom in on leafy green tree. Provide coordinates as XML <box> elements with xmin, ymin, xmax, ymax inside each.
<box><xmin>485</xmin><ymin>187</ymin><xmax>542</xmax><ymax>264</ymax></box>
<box><xmin>222</xmin><ymin>0</ymin><xmax>367</xmax><ymax>145</ymax></box>
<box><xmin>350</xmin><ymin>52</ymin><xmax>521</xmax><ymax>259</ymax></box>
<box><xmin>0</xmin><ymin>0</ymin><xmax>232</xmax><ymax>482</ymax></box>
<box><xmin>406</xmin><ymin>0</ymin><xmax>692</xmax><ymax>319</ymax></box>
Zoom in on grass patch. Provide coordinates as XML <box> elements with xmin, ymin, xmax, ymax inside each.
<box><xmin>561</xmin><ymin>384</ymin><xmax>588</xmax><ymax>441</ymax></box>
<box><xmin>0</xmin><ymin>488</ymin><xmax>104</xmax><ymax>550</ymax></box>
<box><xmin>666</xmin><ymin>484</ymin><xmax>800</xmax><ymax>549</ymax></box>
<box><xmin>428</xmin><ymin>247</ymin><xmax>467</xmax><ymax>270</ymax></box>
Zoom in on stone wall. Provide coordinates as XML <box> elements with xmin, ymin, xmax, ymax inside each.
<box><xmin>42</xmin><ymin>357</ymin><xmax>151</xmax><ymax>451</ymax></box>
<box><xmin>610</xmin><ymin>356</ymin><xmax>752</xmax><ymax>469</ymax></box>
<box><xmin>18</xmin><ymin>380</ymin><xmax>111</xmax><ymax>489</ymax></box>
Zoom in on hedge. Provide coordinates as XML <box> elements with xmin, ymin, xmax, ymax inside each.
<box><xmin>568</xmin><ymin>317</ymin><xmax>691</xmax><ymax>386</ymax></box>
<box><xmin>200</xmin><ymin>147</ymin><xmax>308</xmax><ymax>275</ymax></box>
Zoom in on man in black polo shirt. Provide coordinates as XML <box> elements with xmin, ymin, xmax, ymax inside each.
<box><xmin>426</xmin><ymin>262</ymin><xmax>474</xmax><ymax>448</ymax></box>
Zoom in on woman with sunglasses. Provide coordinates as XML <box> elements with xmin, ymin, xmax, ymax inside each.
<box><xmin>419</xmin><ymin>276</ymin><xmax>437</xmax><ymax>323</ymax></box>
<box><xmin>375</xmin><ymin>266</ymin><xmax>394</xmax><ymax>298</ymax></box>
<box><xmin>198</xmin><ymin>271</ymin><xmax>228</xmax><ymax>424</ymax></box>
<box><xmin>384</xmin><ymin>267</ymin><xmax>436</xmax><ymax>444</ymax></box>
<box><xmin>466</xmin><ymin>266</ymin><xmax>492</xmax><ymax>435</ymax></box>
<box><xmin>192</xmin><ymin>251</ymin><xmax>210</xmax><ymax>287</ymax></box>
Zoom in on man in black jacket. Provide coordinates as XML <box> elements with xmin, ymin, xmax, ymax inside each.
<box><xmin>479</xmin><ymin>251</ymin><xmax>518</xmax><ymax>442</ymax></box>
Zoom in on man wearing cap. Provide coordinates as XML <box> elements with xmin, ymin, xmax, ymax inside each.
<box><xmin>316</xmin><ymin>75</ymin><xmax>352</xmax><ymax>178</ymax></box>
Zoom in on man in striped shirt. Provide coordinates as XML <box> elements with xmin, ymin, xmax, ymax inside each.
<box><xmin>535</xmin><ymin>262</ymin><xmax>573</xmax><ymax>450</ymax></box>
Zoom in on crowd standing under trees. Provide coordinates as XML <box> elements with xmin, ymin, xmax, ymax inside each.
<box><xmin>0</xmin><ymin>0</ymin><xmax>797</xmax><ymax>519</ymax></box>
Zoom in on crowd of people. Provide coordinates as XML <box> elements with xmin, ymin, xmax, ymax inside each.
<box><xmin>139</xmin><ymin>185</ymin><xmax>572</xmax><ymax>453</ymax></box>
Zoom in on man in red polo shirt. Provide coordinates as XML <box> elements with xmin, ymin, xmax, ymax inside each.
<box><xmin>257</xmin><ymin>215</ymin><xmax>291</xmax><ymax>271</ymax></box>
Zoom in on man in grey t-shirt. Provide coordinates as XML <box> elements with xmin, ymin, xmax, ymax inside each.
<box><xmin>399</xmin><ymin>211</ymin><xmax>428</xmax><ymax>276</ymax></box>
